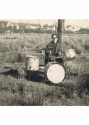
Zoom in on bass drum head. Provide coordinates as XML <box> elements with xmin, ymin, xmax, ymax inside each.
<box><xmin>46</xmin><ymin>63</ymin><xmax>65</xmax><ymax>84</ymax></box>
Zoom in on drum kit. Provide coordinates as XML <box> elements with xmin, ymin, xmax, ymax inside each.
<box><xmin>25</xmin><ymin>54</ymin><xmax>65</xmax><ymax>84</ymax></box>
<box><xmin>25</xmin><ymin>19</ymin><xmax>66</xmax><ymax>84</ymax></box>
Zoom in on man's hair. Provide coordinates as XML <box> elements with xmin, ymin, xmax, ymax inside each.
<box><xmin>51</xmin><ymin>34</ymin><xmax>57</xmax><ymax>39</ymax></box>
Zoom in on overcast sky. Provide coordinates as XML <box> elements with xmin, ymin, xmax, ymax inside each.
<box><xmin>65</xmin><ymin>20</ymin><xmax>89</xmax><ymax>28</ymax></box>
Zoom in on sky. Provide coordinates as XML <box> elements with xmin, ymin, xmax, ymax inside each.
<box><xmin>65</xmin><ymin>20</ymin><xmax>89</xmax><ymax>28</ymax></box>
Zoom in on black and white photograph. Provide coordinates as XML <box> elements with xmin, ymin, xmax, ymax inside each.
<box><xmin>1</xmin><ymin>0</ymin><xmax>89</xmax><ymax>125</ymax></box>
<box><xmin>0</xmin><ymin>19</ymin><xmax>89</xmax><ymax>105</ymax></box>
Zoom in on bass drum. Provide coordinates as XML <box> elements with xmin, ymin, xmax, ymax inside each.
<box><xmin>45</xmin><ymin>62</ymin><xmax>65</xmax><ymax>84</ymax></box>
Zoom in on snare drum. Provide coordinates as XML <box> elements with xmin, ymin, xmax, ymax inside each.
<box><xmin>25</xmin><ymin>55</ymin><xmax>39</xmax><ymax>71</ymax></box>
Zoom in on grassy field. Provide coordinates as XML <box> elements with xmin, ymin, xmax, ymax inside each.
<box><xmin>0</xmin><ymin>33</ymin><xmax>89</xmax><ymax>105</ymax></box>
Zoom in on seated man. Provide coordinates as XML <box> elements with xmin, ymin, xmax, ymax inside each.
<box><xmin>45</xmin><ymin>34</ymin><xmax>58</xmax><ymax>64</ymax></box>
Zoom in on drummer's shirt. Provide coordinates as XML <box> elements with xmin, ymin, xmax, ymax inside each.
<box><xmin>46</xmin><ymin>40</ymin><xmax>57</xmax><ymax>56</ymax></box>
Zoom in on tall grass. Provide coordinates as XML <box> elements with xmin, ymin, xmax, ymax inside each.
<box><xmin>0</xmin><ymin>33</ymin><xmax>89</xmax><ymax>105</ymax></box>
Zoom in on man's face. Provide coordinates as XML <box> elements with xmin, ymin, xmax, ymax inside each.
<box><xmin>52</xmin><ymin>35</ymin><xmax>56</xmax><ymax>39</ymax></box>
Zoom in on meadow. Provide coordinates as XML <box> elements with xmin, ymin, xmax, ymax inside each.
<box><xmin>0</xmin><ymin>33</ymin><xmax>89</xmax><ymax>105</ymax></box>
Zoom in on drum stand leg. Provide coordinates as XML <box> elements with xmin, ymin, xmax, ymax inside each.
<box><xmin>43</xmin><ymin>73</ymin><xmax>48</xmax><ymax>83</ymax></box>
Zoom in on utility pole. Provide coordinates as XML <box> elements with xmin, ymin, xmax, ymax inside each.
<box><xmin>56</xmin><ymin>19</ymin><xmax>64</xmax><ymax>56</ymax></box>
